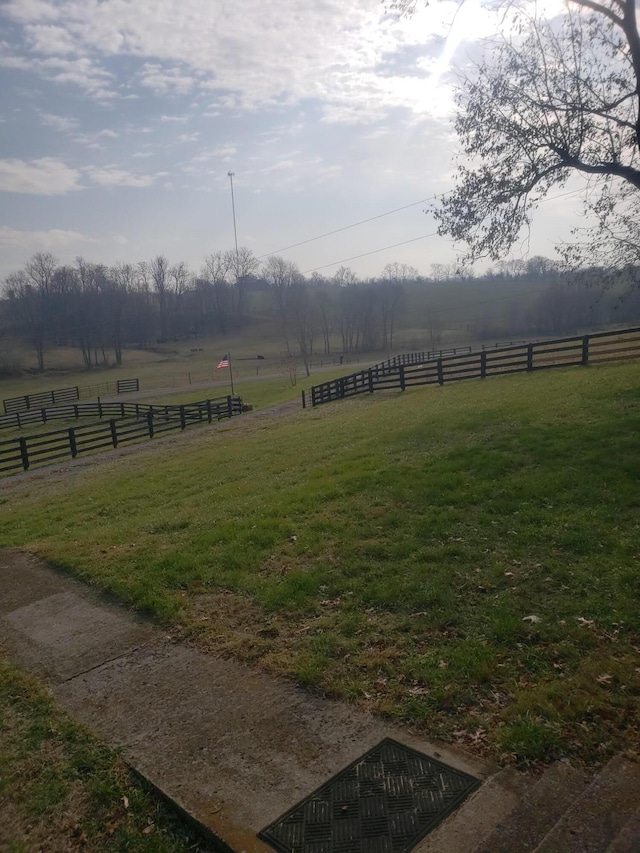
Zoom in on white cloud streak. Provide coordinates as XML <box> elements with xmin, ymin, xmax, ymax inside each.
<box><xmin>40</xmin><ymin>112</ymin><xmax>80</xmax><ymax>132</ymax></box>
<box><xmin>0</xmin><ymin>225</ymin><xmax>96</xmax><ymax>250</ymax></box>
<box><xmin>0</xmin><ymin>157</ymin><xmax>83</xmax><ymax>194</ymax></box>
<box><xmin>0</xmin><ymin>158</ymin><xmax>157</xmax><ymax>193</ymax></box>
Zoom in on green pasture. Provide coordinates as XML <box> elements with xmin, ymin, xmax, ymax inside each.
<box><xmin>0</xmin><ymin>326</ymin><xmax>369</xmax><ymax>403</ymax></box>
<box><xmin>0</xmin><ymin>365</ymin><xmax>357</xmax><ymax>445</ymax></box>
<box><xmin>1</xmin><ymin>363</ymin><xmax>639</xmax><ymax>767</ymax></box>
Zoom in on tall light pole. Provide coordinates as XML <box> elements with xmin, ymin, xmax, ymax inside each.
<box><xmin>227</xmin><ymin>171</ymin><xmax>239</xmax><ymax>268</ymax></box>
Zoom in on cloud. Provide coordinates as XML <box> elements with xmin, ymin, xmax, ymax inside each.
<box><xmin>0</xmin><ymin>0</ymin><xmax>485</xmax><ymax>120</ymax></box>
<box><xmin>138</xmin><ymin>62</ymin><xmax>197</xmax><ymax>95</ymax></box>
<box><xmin>0</xmin><ymin>47</ymin><xmax>115</xmax><ymax>100</ymax></box>
<box><xmin>0</xmin><ymin>157</ymin><xmax>157</xmax><ymax>194</ymax></box>
<box><xmin>0</xmin><ymin>225</ymin><xmax>96</xmax><ymax>250</ymax></box>
<box><xmin>40</xmin><ymin>112</ymin><xmax>80</xmax><ymax>132</ymax></box>
<box><xmin>0</xmin><ymin>157</ymin><xmax>83</xmax><ymax>194</ymax></box>
<box><xmin>86</xmin><ymin>165</ymin><xmax>156</xmax><ymax>187</ymax></box>
<box><xmin>24</xmin><ymin>23</ymin><xmax>78</xmax><ymax>54</ymax></box>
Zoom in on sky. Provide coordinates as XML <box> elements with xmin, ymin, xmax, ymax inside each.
<box><xmin>0</xmin><ymin>0</ymin><xmax>585</xmax><ymax>281</ymax></box>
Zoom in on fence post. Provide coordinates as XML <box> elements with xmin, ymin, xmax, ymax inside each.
<box><xmin>147</xmin><ymin>410</ymin><xmax>154</xmax><ymax>438</ymax></box>
<box><xmin>19</xmin><ymin>436</ymin><xmax>29</xmax><ymax>471</ymax></box>
<box><xmin>180</xmin><ymin>405</ymin><xmax>186</xmax><ymax>430</ymax></box>
<box><xmin>16</xmin><ymin>411</ymin><xmax>21</xmax><ymax>429</ymax></box>
<box><xmin>206</xmin><ymin>400</ymin><xmax>212</xmax><ymax>423</ymax></box>
<box><xmin>74</xmin><ymin>404</ymin><xmax>79</xmax><ymax>419</ymax></box>
<box><xmin>437</xmin><ymin>359</ymin><xmax>444</xmax><ymax>386</ymax></box>
<box><xmin>301</xmin><ymin>390</ymin><xmax>306</xmax><ymax>409</ymax></box>
<box><xmin>121</xmin><ymin>402</ymin><xmax>125</xmax><ymax>418</ymax></box>
<box><xmin>109</xmin><ymin>419</ymin><xmax>118</xmax><ymax>448</ymax></box>
<box><xmin>582</xmin><ymin>335</ymin><xmax>590</xmax><ymax>366</ymax></box>
<box><xmin>480</xmin><ymin>351</ymin><xmax>487</xmax><ymax>379</ymax></box>
<box><xmin>41</xmin><ymin>407</ymin><xmax>47</xmax><ymax>424</ymax></box>
<box><xmin>311</xmin><ymin>386</ymin><xmax>316</xmax><ymax>407</ymax></box>
<box><xmin>227</xmin><ymin>396</ymin><xmax>233</xmax><ymax>418</ymax></box>
<box><xmin>527</xmin><ymin>344</ymin><xmax>534</xmax><ymax>371</ymax></box>
<box><xmin>368</xmin><ymin>369</ymin><xmax>374</xmax><ymax>393</ymax></box>
<box><xmin>68</xmin><ymin>427</ymin><xmax>78</xmax><ymax>458</ymax></box>
<box><xmin>399</xmin><ymin>365</ymin><xmax>406</xmax><ymax>391</ymax></box>
<box><xmin>98</xmin><ymin>397</ymin><xmax>103</xmax><ymax>419</ymax></box>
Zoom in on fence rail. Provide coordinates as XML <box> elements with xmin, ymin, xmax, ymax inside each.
<box><xmin>308</xmin><ymin>327</ymin><xmax>640</xmax><ymax>407</ymax></box>
<box><xmin>0</xmin><ymin>396</ymin><xmax>243</xmax><ymax>475</ymax></box>
<box><xmin>117</xmin><ymin>378</ymin><xmax>139</xmax><ymax>394</ymax></box>
<box><xmin>0</xmin><ymin>395</ymin><xmax>241</xmax><ymax>432</ymax></box>
<box><xmin>3</xmin><ymin>386</ymin><xmax>80</xmax><ymax>415</ymax></box>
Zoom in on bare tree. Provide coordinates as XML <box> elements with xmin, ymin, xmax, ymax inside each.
<box><xmin>263</xmin><ymin>255</ymin><xmax>301</xmax><ymax>352</ymax></box>
<box><xmin>145</xmin><ymin>255</ymin><xmax>170</xmax><ymax>340</ymax></box>
<box><xmin>169</xmin><ymin>261</ymin><xmax>192</xmax><ymax>337</ymax></box>
<box><xmin>380</xmin><ymin>263</ymin><xmax>413</xmax><ymax>349</ymax></box>
<box><xmin>4</xmin><ymin>253</ymin><xmax>59</xmax><ymax>370</ymax></box>
<box><xmin>395</xmin><ymin>0</ymin><xmax>640</xmax><ymax>276</ymax></box>
<box><xmin>226</xmin><ymin>246</ymin><xmax>259</xmax><ymax>319</ymax></box>
<box><xmin>202</xmin><ymin>251</ymin><xmax>233</xmax><ymax>332</ymax></box>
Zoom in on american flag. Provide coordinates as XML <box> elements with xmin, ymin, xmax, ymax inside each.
<box><xmin>216</xmin><ymin>353</ymin><xmax>230</xmax><ymax>369</ymax></box>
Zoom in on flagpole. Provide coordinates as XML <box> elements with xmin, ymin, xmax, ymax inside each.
<box><xmin>228</xmin><ymin>351</ymin><xmax>235</xmax><ymax>396</ymax></box>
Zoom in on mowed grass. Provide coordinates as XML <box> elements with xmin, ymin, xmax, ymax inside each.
<box><xmin>1</xmin><ymin>363</ymin><xmax>639</xmax><ymax>767</ymax></box>
<box><xmin>0</xmin><ymin>656</ymin><xmax>209</xmax><ymax>852</ymax></box>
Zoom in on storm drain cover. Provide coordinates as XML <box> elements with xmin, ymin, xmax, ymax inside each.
<box><xmin>258</xmin><ymin>738</ymin><xmax>480</xmax><ymax>853</ymax></box>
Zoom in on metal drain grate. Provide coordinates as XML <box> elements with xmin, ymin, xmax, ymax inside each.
<box><xmin>258</xmin><ymin>738</ymin><xmax>480</xmax><ymax>853</ymax></box>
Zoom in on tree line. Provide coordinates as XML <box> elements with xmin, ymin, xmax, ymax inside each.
<box><xmin>0</xmin><ymin>252</ymin><xmax>418</xmax><ymax>375</ymax></box>
<box><xmin>2</xmin><ymin>250</ymin><xmax>640</xmax><ymax>376</ymax></box>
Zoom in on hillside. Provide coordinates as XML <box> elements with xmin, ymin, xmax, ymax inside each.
<box><xmin>1</xmin><ymin>362</ymin><xmax>639</xmax><ymax>767</ymax></box>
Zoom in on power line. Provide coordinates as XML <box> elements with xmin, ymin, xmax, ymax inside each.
<box><xmin>258</xmin><ymin>195</ymin><xmax>438</xmax><ymax>259</ymax></box>
<box><xmin>260</xmin><ymin>184</ymin><xmax>586</xmax><ymax>273</ymax></box>
<box><xmin>302</xmin><ymin>232</ymin><xmax>440</xmax><ymax>273</ymax></box>
<box><xmin>299</xmin><ymin>186</ymin><xmax>588</xmax><ymax>275</ymax></box>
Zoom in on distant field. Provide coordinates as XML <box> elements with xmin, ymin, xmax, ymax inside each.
<box><xmin>1</xmin><ymin>362</ymin><xmax>639</xmax><ymax>767</ymax></box>
<box><xmin>0</xmin><ymin>326</ymin><xmax>373</xmax><ymax>404</ymax></box>
<box><xmin>0</xmin><ymin>317</ymin><xmax>534</xmax><ymax>406</ymax></box>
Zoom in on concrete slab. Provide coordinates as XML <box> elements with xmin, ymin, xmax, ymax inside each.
<box><xmin>0</xmin><ymin>551</ymin><xmax>157</xmax><ymax>682</ymax></box>
<box><xmin>0</xmin><ymin>549</ymin><xmax>69</xmax><ymax>613</ymax></box>
<box><xmin>535</xmin><ymin>755</ymin><xmax>640</xmax><ymax>853</ymax></box>
<box><xmin>475</xmin><ymin>762</ymin><xmax>590</xmax><ymax>853</ymax></box>
<box><xmin>0</xmin><ymin>550</ymin><xmax>496</xmax><ymax>853</ymax></box>
<box><xmin>415</xmin><ymin>767</ymin><xmax>533</xmax><ymax>853</ymax></box>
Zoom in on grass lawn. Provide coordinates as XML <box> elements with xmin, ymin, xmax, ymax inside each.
<box><xmin>0</xmin><ymin>655</ymin><xmax>209</xmax><ymax>852</ymax></box>
<box><xmin>1</xmin><ymin>363</ymin><xmax>639</xmax><ymax>768</ymax></box>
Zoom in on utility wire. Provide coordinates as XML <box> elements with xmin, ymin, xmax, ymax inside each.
<box><xmin>299</xmin><ymin>186</ymin><xmax>587</xmax><ymax>274</ymax></box>
<box><xmin>257</xmin><ymin>195</ymin><xmax>438</xmax><ymax>259</ymax></box>
<box><xmin>302</xmin><ymin>232</ymin><xmax>440</xmax><ymax>273</ymax></box>
<box><xmin>260</xmin><ymin>185</ymin><xmax>586</xmax><ymax>272</ymax></box>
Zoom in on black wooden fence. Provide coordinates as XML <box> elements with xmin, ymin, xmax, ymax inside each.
<box><xmin>0</xmin><ymin>396</ymin><xmax>241</xmax><ymax>432</ymax></box>
<box><xmin>117</xmin><ymin>378</ymin><xmax>139</xmax><ymax>394</ymax></box>
<box><xmin>308</xmin><ymin>327</ymin><xmax>640</xmax><ymax>407</ymax></box>
<box><xmin>3</xmin><ymin>386</ymin><xmax>80</xmax><ymax>415</ymax></box>
<box><xmin>0</xmin><ymin>396</ymin><xmax>242</xmax><ymax>475</ymax></box>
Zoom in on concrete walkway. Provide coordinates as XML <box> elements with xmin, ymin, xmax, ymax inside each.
<box><xmin>0</xmin><ymin>550</ymin><xmax>494</xmax><ymax>853</ymax></box>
